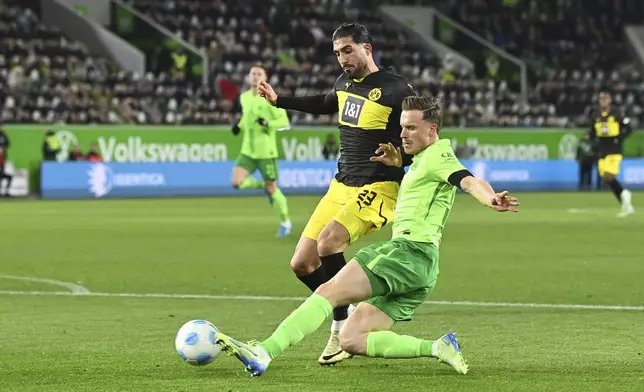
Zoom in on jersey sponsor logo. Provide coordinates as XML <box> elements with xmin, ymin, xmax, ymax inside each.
<box><xmin>340</xmin><ymin>95</ymin><xmax>365</xmax><ymax>126</ymax></box>
<box><xmin>368</xmin><ymin>88</ymin><xmax>382</xmax><ymax>101</ymax></box>
<box><xmin>441</xmin><ymin>152</ymin><xmax>454</xmax><ymax>158</ymax></box>
<box><xmin>337</xmin><ymin>91</ymin><xmax>392</xmax><ymax>130</ymax></box>
<box><xmin>594</xmin><ymin>116</ymin><xmax>620</xmax><ymax>137</ymax></box>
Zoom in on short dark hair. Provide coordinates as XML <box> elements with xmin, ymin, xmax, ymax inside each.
<box><xmin>402</xmin><ymin>96</ymin><xmax>443</xmax><ymax>131</ymax></box>
<box><xmin>250</xmin><ymin>63</ymin><xmax>267</xmax><ymax>73</ymax></box>
<box><xmin>332</xmin><ymin>23</ymin><xmax>372</xmax><ymax>45</ymax></box>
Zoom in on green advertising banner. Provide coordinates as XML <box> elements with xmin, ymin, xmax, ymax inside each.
<box><xmin>4</xmin><ymin>124</ymin><xmax>644</xmax><ymax>192</ymax></box>
<box><xmin>447</xmin><ymin>129</ymin><xmax>644</xmax><ymax>159</ymax></box>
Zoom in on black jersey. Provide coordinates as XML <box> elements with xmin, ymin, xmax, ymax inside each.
<box><xmin>589</xmin><ymin>110</ymin><xmax>632</xmax><ymax>158</ymax></box>
<box><xmin>277</xmin><ymin>70</ymin><xmax>417</xmax><ymax>187</ymax></box>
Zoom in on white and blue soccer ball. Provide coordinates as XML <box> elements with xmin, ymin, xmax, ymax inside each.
<box><xmin>175</xmin><ymin>320</ymin><xmax>222</xmax><ymax>366</ymax></box>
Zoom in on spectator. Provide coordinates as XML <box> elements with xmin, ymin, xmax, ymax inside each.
<box><xmin>86</xmin><ymin>143</ymin><xmax>102</xmax><ymax>162</ymax></box>
<box><xmin>42</xmin><ymin>129</ymin><xmax>60</xmax><ymax>161</ymax></box>
<box><xmin>171</xmin><ymin>48</ymin><xmax>188</xmax><ymax>77</ymax></box>
<box><xmin>68</xmin><ymin>144</ymin><xmax>85</xmax><ymax>161</ymax></box>
<box><xmin>4</xmin><ymin>0</ymin><xmax>644</xmax><ymax>127</ymax></box>
<box><xmin>576</xmin><ymin>133</ymin><xmax>596</xmax><ymax>191</ymax></box>
<box><xmin>0</xmin><ymin>147</ymin><xmax>12</xmax><ymax>197</ymax></box>
<box><xmin>322</xmin><ymin>134</ymin><xmax>339</xmax><ymax>161</ymax></box>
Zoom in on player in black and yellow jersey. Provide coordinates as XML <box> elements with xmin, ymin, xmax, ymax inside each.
<box><xmin>257</xmin><ymin>22</ymin><xmax>417</xmax><ymax>365</ymax></box>
<box><xmin>590</xmin><ymin>91</ymin><xmax>634</xmax><ymax>216</ymax></box>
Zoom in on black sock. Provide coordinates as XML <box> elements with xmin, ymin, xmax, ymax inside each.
<box><xmin>297</xmin><ymin>265</ymin><xmax>329</xmax><ymax>293</ymax></box>
<box><xmin>320</xmin><ymin>253</ymin><xmax>349</xmax><ymax>321</ymax></box>
<box><xmin>609</xmin><ymin>179</ymin><xmax>624</xmax><ymax>202</ymax></box>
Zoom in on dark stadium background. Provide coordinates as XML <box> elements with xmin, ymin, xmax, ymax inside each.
<box><xmin>0</xmin><ymin>1</ymin><xmax>642</xmax><ymax>391</ymax></box>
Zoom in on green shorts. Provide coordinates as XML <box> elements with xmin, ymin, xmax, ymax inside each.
<box><xmin>235</xmin><ymin>154</ymin><xmax>278</xmax><ymax>181</ymax></box>
<box><xmin>354</xmin><ymin>237</ymin><xmax>439</xmax><ymax>322</ymax></box>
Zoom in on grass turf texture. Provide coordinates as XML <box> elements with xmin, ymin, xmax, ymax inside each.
<box><xmin>1</xmin><ymin>193</ymin><xmax>643</xmax><ymax>392</ymax></box>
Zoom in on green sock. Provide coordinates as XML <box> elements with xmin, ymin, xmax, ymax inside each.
<box><xmin>238</xmin><ymin>176</ymin><xmax>264</xmax><ymax>190</ymax></box>
<box><xmin>260</xmin><ymin>294</ymin><xmax>332</xmax><ymax>359</ymax></box>
<box><xmin>270</xmin><ymin>188</ymin><xmax>290</xmax><ymax>223</ymax></box>
<box><xmin>366</xmin><ymin>330</ymin><xmax>434</xmax><ymax>359</ymax></box>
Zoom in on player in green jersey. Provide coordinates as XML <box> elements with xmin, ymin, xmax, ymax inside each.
<box><xmin>215</xmin><ymin>96</ymin><xmax>519</xmax><ymax>377</ymax></box>
<box><xmin>232</xmin><ymin>65</ymin><xmax>292</xmax><ymax>237</ymax></box>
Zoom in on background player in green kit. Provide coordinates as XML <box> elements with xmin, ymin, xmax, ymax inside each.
<box><xmin>232</xmin><ymin>65</ymin><xmax>292</xmax><ymax>237</ymax></box>
<box><xmin>215</xmin><ymin>96</ymin><xmax>520</xmax><ymax>377</ymax></box>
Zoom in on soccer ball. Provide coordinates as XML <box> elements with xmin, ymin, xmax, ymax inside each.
<box><xmin>175</xmin><ymin>320</ymin><xmax>222</xmax><ymax>366</ymax></box>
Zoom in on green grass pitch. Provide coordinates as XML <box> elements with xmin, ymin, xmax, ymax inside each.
<box><xmin>1</xmin><ymin>192</ymin><xmax>643</xmax><ymax>392</ymax></box>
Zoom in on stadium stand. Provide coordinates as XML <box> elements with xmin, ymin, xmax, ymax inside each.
<box><xmin>439</xmin><ymin>0</ymin><xmax>644</xmax><ymax>127</ymax></box>
<box><xmin>0</xmin><ymin>3</ymin><xmax>102</xmax><ymax>124</ymax></box>
<box><xmin>126</xmin><ymin>0</ymin><xmax>526</xmax><ymax>127</ymax></box>
<box><xmin>0</xmin><ymin>1</ymin><xmax>161</xmax><ymax>125</ymax></box>
<box><xmin>2</xmin><ymin>0</ymin><xmax>643</xmax><ymax>127</ymax></box>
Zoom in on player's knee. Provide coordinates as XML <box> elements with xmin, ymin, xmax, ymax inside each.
<box><xmin>313</xmin><ymin>281</ymin><xmax>330</xmax><ymax>296</ymax></box>
<box><xmin>313</xmin><ymin>282</ymin><xmax>339</xmax><ymax>306</ymax></box>
<box><xmin>289</xmin><ymin>258</ymin><xmax>308</xmax><ymax>275</ymax></box>
<box><xmin>290</xmin><ymin>254</ymin><xmax>317</xmax><ymax>276</ymax></box>
<box><xmin>265</xmin><ymin>181</ymin><xmax>277</xmax><ymax>195</ymax></box>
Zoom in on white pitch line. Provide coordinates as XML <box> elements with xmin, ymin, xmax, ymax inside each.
<box><xmin>0</xmin><ymin>274</ymin><xmax>90</xmax><ymax>294</ymax></box>
<box><xmin>0</xmin><ymin>290</ymin><xmax>642</xmax><ymax>311</ymax></box>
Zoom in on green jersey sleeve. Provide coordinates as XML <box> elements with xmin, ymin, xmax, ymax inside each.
<box><xmin>427</xmin><ymin>140</ymin><xmax>467</xmax><ymax>183</ymax></box>
<box><xmin>266</xmin><ymin>105</ymin><xmax>290</xmax><ymax>131</ymax></box>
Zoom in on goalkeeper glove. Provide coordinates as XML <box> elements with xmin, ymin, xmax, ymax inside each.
<box><xmin>231</xmin><ymin>123</ymin><xmax>241</xmax><ymax>135</ymax></box>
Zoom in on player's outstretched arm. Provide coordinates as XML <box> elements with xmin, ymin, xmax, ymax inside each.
<box><xmin>257</xmin><ymin>81</ymin><xmax>337</xmax><ymax>115</ymax></box>
<box><xmin>269</xmin><ymin>106</ymin><xmax>291</xmax><ymax>131</ymax></box>
<box><xmin>459</xmin><ymin>176</ymin><xmax>519</xmax><ymax>212</ymax></box>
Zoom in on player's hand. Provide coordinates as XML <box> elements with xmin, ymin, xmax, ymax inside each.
<box><xmin>370</xmin><ymin>143</ymin><xmax>402</xmax><ymax>167</ymax></box>
<box><xmin>257</xmin><ymin>81</ymin><xmax>278</xmax><ymax>105</ymax></box>
<box><xmin>491</xmin><ymin>191</ymin><xmax>519</xmax><ymax>212</ymax></box>
<box><xmin>231</xmin><ymin>123</ymin><xmax>241</xmax><ymax>135</ymax></box>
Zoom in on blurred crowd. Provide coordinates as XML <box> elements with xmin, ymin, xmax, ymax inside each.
<box><xmin>0</xmin><ymin>0</ymin><xmax>643</xmax><ymax>127</ymax></box>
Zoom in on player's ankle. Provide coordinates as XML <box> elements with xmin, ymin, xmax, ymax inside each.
<box><xmin>331</xmin><ymin>318</ymin><xmax>346</xmax><ymax>333</ymax></box>
<box><xmin>430</xmin><ymin>340</ymin><xmax>439</xmax><ymax>358</ymax></box>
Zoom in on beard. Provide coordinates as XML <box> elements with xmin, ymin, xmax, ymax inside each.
<box><xmin>344</xmin><ymin>62</ymin><xmax>367</xmax><ymax>79</ymax></box>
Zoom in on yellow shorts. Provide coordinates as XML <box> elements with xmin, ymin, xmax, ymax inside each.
<box><xmin>598</xmin><ymin>154</ymin><xmax>623</xmax><ymax>176</ymax></box>
<box><xmin>302</xmin><ymin>179</ymin><xmax>399</xmax><ymax>244</ymax></box>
